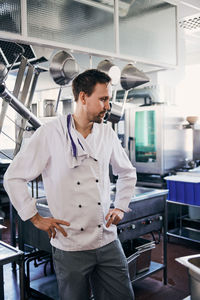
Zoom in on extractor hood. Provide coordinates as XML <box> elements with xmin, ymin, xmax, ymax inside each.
<box><xmin>74</xmin><ymin>0</ymin><xmax>170</xmax><ymax>17</ymax></box>
<box><xmin>177</xmin><ymin>0</ymin><xmax>200</xmax><ymax>56</ymax></box>
<box><xmin>74</xmin><ymin>0</ymin><xmax>136</xmax><ymax>16</ymax></box>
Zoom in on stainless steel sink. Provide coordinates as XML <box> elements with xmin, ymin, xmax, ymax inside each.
<box><xmin>110</xmin><ymin>184</ymin><xmax>167</xmax><ymax>202</ymax></box>
<box><xmin>36</xmin><ymin>197</ymin><xmax>51</xmax><ymax>217</ymax></box>
<box><xmin>111</xmin><ymin>185</ymin><xmax>156</xmax><ymax>195</ymax></box>
<box><xmin>176</xmin><ymin>255</ymin><xmax>200</xmax><ymax>300</ymax></box>
<box><xmin>134</xmin><ymin>186</ymin><xmax>156</xmax><ymax>196</ymax></box>
<box><xmin>189</xmin><ymin>257</ymin><xmax>200</xmax><ymax>269</ymax></box>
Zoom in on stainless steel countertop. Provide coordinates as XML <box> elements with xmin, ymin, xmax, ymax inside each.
<box><xmin>36</xmin><ymin>186</ymin><xmax>169</xmax><ymax>213</ymax></box>
<box><xmin>110</xmin><ymin>186</ymin><xmax>168</xmax><ymax>203</ymax></box>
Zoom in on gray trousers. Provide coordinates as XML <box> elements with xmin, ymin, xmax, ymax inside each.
<box><xmin>52</xmin><ymin>239</ymin><xmax>135</xmax><ymax>300</ymax></box>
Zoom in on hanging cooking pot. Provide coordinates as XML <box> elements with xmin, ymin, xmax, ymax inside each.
<box><xmin>97</xmin><ymin>59</ymin><xmax>121</xmax><ymax>86</ymax></box>
<box><xmin>43</xmin><ymin>99</ymin><xmax>56</xmax><ymax>117</ymax></box>
<box><xmin>105</xmin><ymin>90</ymin><xmax>129</xmax><ymax>124</ymax></box>
<box><xmin>97</xmin><ymin>59</ymin><xmax>122</xmax><ymax>124</ymax></box>
<box><xmin>120</xmin><ymin>63</ymin><xmax>149</xmax><ymax>90</ymax></box>
<box><xmin>105</xmin><ymin>63</ymin><xmax>149</xmax><ymax>123</ymax></box>
<box><xmin>49</xmin><ymin>51</ymin><xmax>79</xmax><ymax>86</ymax></box>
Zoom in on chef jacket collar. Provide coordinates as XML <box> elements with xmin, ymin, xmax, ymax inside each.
<box><xmin>66</xmin><ymin>114</ymin><xmax>98</xmax><ymax>168</ymax></box>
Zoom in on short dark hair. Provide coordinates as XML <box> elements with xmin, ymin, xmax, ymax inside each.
<box><xmin>72</xmin><ymin>69</ymin><xmax>111</xmax><ymax>102</ymax></box>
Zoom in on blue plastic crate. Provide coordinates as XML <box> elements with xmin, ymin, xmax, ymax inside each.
<box><xmin>165</xmin><ymin>175</ymin><xmax>200</xmax><ymax>206</ymax></box>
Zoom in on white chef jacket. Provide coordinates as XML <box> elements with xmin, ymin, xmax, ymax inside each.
<box><xmin>4</xmin><ymin>115</ymin><xmax>136</xmax><ymax>251</ymax></box>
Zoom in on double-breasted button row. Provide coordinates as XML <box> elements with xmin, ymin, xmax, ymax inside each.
<box><xmin>78</xmin><ymin>203</ymin><xmax>101</xmax><ymax>207</ymax></box>
<box><xmin>77</xmin><ymin>179</ymin><xmax>98</xmax><ymax>185</ymax></box>
<box><xmin>80</xmin><ymin>226</ymin><xmax>101</xmax><ymax>231</ymax></box>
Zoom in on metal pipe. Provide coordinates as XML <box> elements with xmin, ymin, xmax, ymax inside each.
<box><xmin>0</xmin><ymin>150</ymin><xmax>13</xmax><ymax>160</ymax></box>
<box><xmin>0</xmin><ymin>84</ymin><xmax>42</xmax><ymax>129</ymax></box>
<box><xmin>114</xmin><ymin>0</ymin><xmax>119</xmax><ymax>55</ymax></box>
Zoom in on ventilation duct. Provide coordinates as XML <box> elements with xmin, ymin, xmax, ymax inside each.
<box><xmin>74</xmin><ymin>0</ymin><xmax>136</xmax><ymax>17</ymax></box>
<box><xmin>74</xmin><ymin>0</ymin><xmax>170</xmax><ymax>17</ymax></box>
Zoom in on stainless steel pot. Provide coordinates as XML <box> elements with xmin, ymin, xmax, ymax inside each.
<box><xmin>120</xmin><ymin>63</ymin><xmax>149</xmax><ymax>90</ymax></box>
<box><xmin>97</xmin><ymin>59</ymin><xmax>121</xmax><ymax>86</ymax></box>
<box><xmin>97</xmin><ymin>59</ymin><xmax>122</xmax><ymax>123</ymax></box>
<box><xmin>105</xmin><ymin>90</ymin><xmax>129</xmax><ymax>124</ymax></box>
<box><xmin>49</xmin><ymin>51</ymin><xmax>79</xmax><ymax>86</ymax></box>
<box><xmin>105</xmin><ymin>64</ymin><xmax>149</xmax><ymax>123</ymax></box>
<box><xmin>43</xmin><ymin>99</ymin><xmax>56</xmax><ymax>117</ymax></box>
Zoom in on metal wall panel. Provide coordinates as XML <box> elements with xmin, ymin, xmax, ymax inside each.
<box><xmin>0</xmin><ymin>0</ymin><xmax>21</xmax><ymax>33</ymax></box>
<box><xmin>119</xmin><ymin>0</ymin><xmax>177</xmax><ymax>65</ymax></box>
<box><xmin>27</xmin><ymin>0</ymin><xmax>115</xmax><ymax>53</ymax></box>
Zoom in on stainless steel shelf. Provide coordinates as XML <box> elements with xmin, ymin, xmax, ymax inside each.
<box><xmin>167</xmin><ymin>227</ymin><xmax>200</xmax><ymax>243</ymax></box>
<box><xmin>167</xmin><ymin>200</ymin><xmax>200</xmax><ymax>208</ymax></box>
<box><xmin>132</xmin><ymin>261</ymin><xmax>165</xmax><ymax>283</ymax></box>
<box><xmin>167</xmin><ymin>200</ymin><xmax>200</xmax><ymax>244</ymax></box>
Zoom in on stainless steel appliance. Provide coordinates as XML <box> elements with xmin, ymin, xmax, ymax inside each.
<box><xmin>125</xmin><ymin>104</ymin><xmax>193</xmax><ymax>176</ymax></box>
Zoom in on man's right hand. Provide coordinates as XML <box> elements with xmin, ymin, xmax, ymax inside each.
<box><xmin>30</xmin><ymin>213</ymin><xmax>70</xmax><ymax>239</ymax></box>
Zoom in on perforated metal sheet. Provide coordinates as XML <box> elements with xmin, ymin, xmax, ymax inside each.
<box><xmin>0</xmin><ymin>50</ymin><xmax>8</xmax><ymax>66</ymax></box>
<box><xmin>0</xmin><ymin>41</ymin><xmax>35</xmax><ymax>65</ymax></box>
<box><xmin>27</xmin><ymin>0</ymin><xmax>115</xmax><ymax>53</ymax></box>
<box><xmin>179</xmin><ymin>13</ymin><xmax>200</xmax><ymax>32</ymax></box>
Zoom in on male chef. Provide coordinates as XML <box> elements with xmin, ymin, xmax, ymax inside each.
<box><xmin>4</xmin><ymin>69</ymin><xmax>136</xmax><ymax>300</ymax></box>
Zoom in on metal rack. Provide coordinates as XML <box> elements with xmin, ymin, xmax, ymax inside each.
<box><xmin>117</xmin><ymin>191</ymin><xmax>168</xmax><ymax>285</ymax></box>
<box><xmin>167</xmin><ymin>201</ymin><xmax>200</xmax><ymax>244</ymax></box>
<box><xmin>0</xmin><ymin>55</ymin><xmax>44</xmax><ymax>249</ymax></box>
<box><xmin>0</xmin><ymin>241</ymin><xmax>25</xmax><ymax>300</ymax></box>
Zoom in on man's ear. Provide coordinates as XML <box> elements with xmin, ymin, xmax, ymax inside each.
<box><xmin>79</xmin><ymin>91</ymin><xmax>86</xmax><ymax>104</ymax></box>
